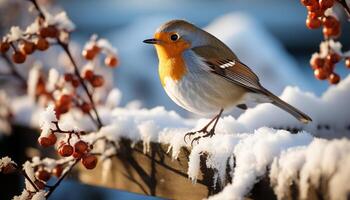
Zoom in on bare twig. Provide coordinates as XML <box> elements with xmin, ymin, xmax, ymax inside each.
<box><xmin>45</xmin><ymin>160</ymin><xmax>80</xmax><ymax>198</ymax></box>
<box><xmin>1</xmin><ymin>53</ymin><xmax>27</xmax><ymax>88</ymax></box>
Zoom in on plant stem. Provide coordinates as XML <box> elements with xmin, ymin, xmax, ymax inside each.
<box><xmin>1</xmin><ymin>53</ymin><xmax>27</xmax><ymax>88</ymax></box>
<box><xmin>45</xmin><ymin>160</ymin><xmax>79</xmax><ymax>198</ymax></box>
<box><xmin>57</xmin><ymin>41</ymin><xmax>103</xmax><ymax>129</ymax></box>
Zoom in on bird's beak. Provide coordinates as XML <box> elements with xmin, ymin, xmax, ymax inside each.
<box><xmin>143</xmin><ymin>38</ymin><xmax>159</xmax><ymax>44</ymax></box>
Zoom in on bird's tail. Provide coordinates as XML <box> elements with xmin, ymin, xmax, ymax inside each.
<box><xmin>262</xmin><ymin>89</ymin><xmax>312</xmax><ymax>124</ymax></box>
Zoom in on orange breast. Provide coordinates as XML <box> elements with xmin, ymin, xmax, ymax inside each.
<box><xmin>158</xmin><ymin>54</ymin><xmax>187</xmax><ymax>86</ymax></box>
<box><xmin>154</xmin><ymin>37</ymin><xmax>189</xmax><ymax>86</ymax></box>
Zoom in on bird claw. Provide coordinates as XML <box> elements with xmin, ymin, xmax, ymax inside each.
<box><xmin>184</xmin><ymin>128</ymin><xmax>216</xmax><ymax>147</ymax></box>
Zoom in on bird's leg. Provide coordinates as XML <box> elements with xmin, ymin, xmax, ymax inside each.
<box><xmin>184</xmin><ymin>109</ymin><xmax>224</xmax><ymax>146</ymax></box>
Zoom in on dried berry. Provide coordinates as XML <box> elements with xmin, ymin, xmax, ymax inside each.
<box><xmin>82</xmin><ymin>154</ymin><xmax>97</xmax><ymax>170</ymax></box>
<box><xmin>38</xmin><ymin>136</ymin><xmax>52</xmax><ymax>147</ymax></box>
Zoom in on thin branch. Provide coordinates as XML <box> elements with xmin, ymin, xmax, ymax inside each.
<box><xmin>57</xmin><ymin>40</ymin><xmax>103</xmax><ymax>129</ymax></box>
<box><xmin>45</xmin><ymin>160</ymin><xmax>79</xmax><ymax>198</ymax></box>
<box><xmin>20</xmin><ymin>170</ymin><xmax>40</xmax><ymax>192</ymax></box>
<box><xmin>28</xmin><ymin>0</ymin><xmax>45</xmax><ymax>19</ymax></box>
<box><xmin>1</xmin><ymin>53</ymin><xmax>27</xmax><ymax>88</ymax></box>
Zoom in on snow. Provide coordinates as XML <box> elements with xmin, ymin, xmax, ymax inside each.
<box><xmin>31</xmin><ymin>191</ymin><xmax>46</xmax><ymax>200</ymax></box>
<box><xmin>12</xmin><ymin>190</ymin><xmax>30</xmax><ymax>200</ymax></box>
<box><xmin>39</xmin><ymin>104</ymin><xmax>57</xmax><ymax>137</ymax></box>
<box><xmin>23</xmin><ymin>161</ymin><xmax>36</xmax><ymax>191</ymax></box>
<box><xmin>44</xmin><ymin>10</ymin><xmax>75</xmax><ymax>32</ymax></box>
<box><xmin>6</xmin><ymin>26</ymin><xmax>23</xmax><ymax>42</ymax></box>
<box><xmin>46</xmin><ymin>68</ymin><xmax>60</xmax><ymax>92</ymax></box>
<box><xmin>270</xmin><ymin>138</ymin><xmax>350</xmax><ymax>200</ymax></box>
<box><xmin>0</xmin><ymin>156</ymin><xmax>15</xmax><ymax>170</ymax></box>
<box><xmin>27</xmin><ymin>63</ymin><xmax>41</xmax><ymax>99</ymax></box>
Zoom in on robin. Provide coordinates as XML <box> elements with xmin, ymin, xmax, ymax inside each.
<box><xmin>143</xmin><ymin>20</ymin><xmax>312</xmax><ymax>145</ymax></box>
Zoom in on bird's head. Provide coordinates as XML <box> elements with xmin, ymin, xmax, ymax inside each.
<box><xmin>143</xmin><ymin>20</ymin><xmax>206</xmax><ymax>60</ymax></box>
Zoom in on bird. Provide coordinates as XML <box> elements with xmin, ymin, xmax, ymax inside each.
<box><xmin>143</xmin><ymin>19</ymin><xmax>312</xmax><ymax>145</ymax></box>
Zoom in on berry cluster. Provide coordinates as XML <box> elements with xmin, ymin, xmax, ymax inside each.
<box><xmin>0</xmin><ymin>19</ymin><xmax>57</xmax><ymax>64</ymax></box>
<box><xmin>38</xmin><ymin>121</ymin><xmax>98</xmax><ymax>170</ymax></box>
<box><xmin>301</xmin><ymin>0</ymin><xmax>350</xmax><ymax>84</ymax></box>
<box><xmin>82</xmin><ymin>35</ymin><xmax>119</xmax><ymax>68</ymax></box>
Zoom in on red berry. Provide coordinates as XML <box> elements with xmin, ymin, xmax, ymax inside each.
<box><xmin>40</xmin><ymin>26</ymin><xmax>59</xmax><ymax>38</ymax></box>
<box><xmin>83</xmin><ymin>70</ymin><xmax>94</xmax><ymax>81</ymax></box>
<box><xmin>314</xmin><ymin>68</ymin><xmax>328</xmax><ymax>80</ymax></box>
<box><xmin>64</xmin><ymin>73</ymin><xmax>74</xmax><ymax>82</ymax></box>
<box><xmin>59</xmin><ymin>94</ymin><xmax>72</xmax><ymax>105</ymax></box>
<box><xmin>327</xmin><ymin>52</ymin><xmax>341</xmax><ymax>64</ymax></box>
<box><xmin>308</xmin><ymin>10</ymin><xmax>324</xmax><ymax>18</ymax></box>
<box><xmin>38</xmin><ymin>137</ymin><xmax>52</xmax><ymax>147</ymax></box>
<box><xmin>82</xmin><ymin>49</ymin><xmax>96</xmax><ymax>60</ymax></box>
<box><xmin>90</xmin><ymin>75</ymin><xmax>104</xmax><ymax>87</ymax></box>
<box><xmin>104</xmin><ymin>55</ymin><xmax>118</xmax><ymax>67</ymax></box>
<box><xmin>82</xmin><ymin>154</ymin><xmax>97</xmax><ymax>170</ymax></box>
<box><xmin>58</xmin><ymin>144</ymin><xmax>74</xmax><ymax>157</ymax></box>
<box><xmin>91</xmin><ymin>45</ymin><xmax>101</xmax><ymax>54</ymax></box>
<box><xmin>72</xmin><ymin>151</ymin><xmax>84</xmax><ymax>159</ymax></box>
<box><xmin>71</xmin><ymin>78</ymin><xmax>80</xmax><ymax>88</ymax></box>
<box><xmin>306</xmin><ymin>3</ymin><xmax>320</xmax><ymax>12</ymax></box>
<box><xmin>345</xmin><ymin>57</ymin><xmax>350</xmax><ymax>68</ymax></box>
<box><xmin>19</xmin><ymin>41</ymin><xmax>36</xmax><ymax>55</ymax></box>
<box><xmin>1</xmin><ymin>163</ymin><xmax>17</xmax><ymax>174</ymax></box>
<box><xmin>301</xmin><ymin>0</ymin><xmax>318</xmax><ymax>6</ymax></box>
<box><xmin>35</xmin><ymin>168</ymin><xmax>51</xmax><ymax>182</ymax></box>
<box><xmin>74</xmin><ymin>140</ymin><xmax>89</xmax><ymax>154</ymax></box>
<box><xmin>328</xmin><ymin>73</ymin><xmax>340</xmax><ymax>84</ymax></box>
<box><xmin>322</xmin><ymin>16</ymin><xmax>339</xmax><ymax>28</ymax></box>
<box><xmin>323</xmin><ymin>25</ymin><xmax>340</xmax><ymax>38</ymax></box>
<box><xmin>319</xmin><ymin>0</ymin><xmax>334</xmax><ymax>9</ymax></box>
<box><xmin>34</xmin><ymin>180</ymin><xmax>45</xmax><ymax>189</ymax></box>
<box><xmin>35</xmin><ymin>37</ymin><xmax>49</xmax><ymax>51</ymax></box>
<box><xmin>80</xmin><ymin>102</ymin><xmax>92</xmax><ymax>113</ymax></box>
<box><xmin>0</xmin><ymin>42</ymin><xmax>10</xmax><ymax>53</ymax></box>
<box><xmin>12</xmin><ymin>51</ymin><xmax>26</xmax><ymax>64</ymax></box>
<box><xmin>52</xmin><ymin>165</ymin><xmax>63</xmax><ymax>177</ymax></box>
<box><xmin>310</xmin><ymin>56</ymin><xmax>324</xmax><ymax>69</ymax></box>
<box><xmin>306</xmin><ymin>17</ymin><xmax>322</xmax><ymax>29</ymax></box>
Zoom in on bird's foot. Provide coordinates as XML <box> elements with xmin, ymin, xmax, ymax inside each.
<box><xmin>184</xmin><ymin>128</ymin><xmax>216</xmax><ymax>147</ymax></box>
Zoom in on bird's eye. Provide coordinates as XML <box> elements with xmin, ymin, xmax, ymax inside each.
<box><xmin>170</xmin><ymin>33</ymin><xmax>179</xmax><ymax>41</ymax></box>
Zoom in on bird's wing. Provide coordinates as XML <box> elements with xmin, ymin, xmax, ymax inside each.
<box><xmin>191</xmin><ymin>45</ymin><xmax>264</xmax><ymax>93</ymax></box>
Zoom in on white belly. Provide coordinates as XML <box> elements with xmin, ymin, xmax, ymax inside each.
<box><xmin>163</xmin><ymin>72</ymin><xmax>246</xmax><ymax>116</ymax></box>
